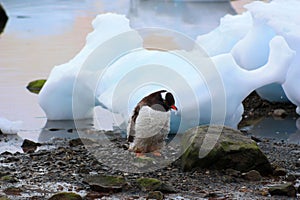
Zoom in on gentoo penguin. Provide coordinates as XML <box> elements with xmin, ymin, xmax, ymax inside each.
<box><xmin>127</xmin><ymin>90</ymin><xmax>177</xmax><ymax>156</ymax></box>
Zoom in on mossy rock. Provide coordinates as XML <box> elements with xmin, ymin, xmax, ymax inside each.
<box><xmin>48</xmin><ymin>192</ymin><xmax>82</xmax><ymax>200</ymax></box>
<box><xmin>0</xmin><ymin>197</ymin><xmax>11</xmax><ymax>200</ymax></box>
<box><xmin>0</xmin><ymin>175</ymin><xmax>18</xmax><ymax>183</ymax></box>
<box><xmin>3</xmin><ymin>187</ymin><xmax>22</xmax><ymax>196</ymax></box>
<box><xmin>137</xmin><ymin>178</ymin><xmax>176</xmax><ymax>193</ymax></box>
<box><xmin>180</xmin><ymin>125</ymin><xmax>272</xmax><ymax>175</ymax></box>
<box><xmin>83</xmin><ymin>175</ymin><xmax>126</xmax><ymax>193</ymax></box>
<box><xmin>26</xmin><ymin>79</ymin><xmax>46</xmax><ymax>94</ymax></box>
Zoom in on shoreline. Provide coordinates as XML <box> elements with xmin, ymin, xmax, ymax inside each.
<box><xmin>0</xmin><ymin>92</ymin><xmax>299</xmax><ymax>199</ymax></box>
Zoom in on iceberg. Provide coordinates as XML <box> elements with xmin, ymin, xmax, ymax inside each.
<box><xmin>231</xmin><ymin>0</ymin><xmax>300</xmax><ymax>103</ymax></box>
<box><xmin>39</xmin><ymin>10</ymin><xmax>296</xmax><ymax>133</ymax></box>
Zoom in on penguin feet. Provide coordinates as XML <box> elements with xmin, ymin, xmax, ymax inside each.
<box><xmin>152</xmin><ymin>151</ymin><xmax>162</xmax><ymax>157</ymax></box>
<box><xmin>136</xmin><ymin>152</ymin><xmax>145</xmax><ymax>157</ymax></box>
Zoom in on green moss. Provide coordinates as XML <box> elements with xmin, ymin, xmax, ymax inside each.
<box><xmin>220</xmin><ymin>141</ymin><xmax>259</xmax><ymax>152</ymax></box>
<box><xmin>0</xmin><ymin>197</ymin><xmax>11</xmax><ymax>200</ymax></box>
<box><xmin>48</xmin><ymin>192</ymin><xmax>82</xmax><ymax>200</ymax></box>
<box><xmin>98</xmin><ymin>176</ymin><xmax>125</xmax><ymax>186</ymax></box>
<box><xmin>137</xmin><ymin>178</ymin><xmax>162</xmax><ymax>191</ymax></box>
<box><xmin>26</xmin><ymin>79</ymin><xmax>46</xmax><ymax>94</ymax></box>
<box><xmin>84</xmin><ymin>175</ymin><xmax>125</xmax><ymax>187</ymax></box>
<box><xmin>0</xmin><ymin>175</ymin><xmax>17</xmax><ymax>183</ymax></box>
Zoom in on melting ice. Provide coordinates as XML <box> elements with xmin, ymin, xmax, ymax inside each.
<box><xmin>39</xmin><ymin>0</ymin><xmax>299</xmax><ymax>133</ymax></box>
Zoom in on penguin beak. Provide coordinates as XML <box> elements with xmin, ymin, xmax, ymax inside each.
<box><xmin>170</xmin><ymin>105</ymin><xmax>178</xmax><ymax>111</ymax></box>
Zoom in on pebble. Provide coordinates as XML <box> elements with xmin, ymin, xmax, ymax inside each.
<box><xmin>0</xmin><ymin>130</ymin><xmax>299</xmax><ymax>199</ymax></box>
<box><xmin>272</xmin><ymin>109</ymin><xmax>287</xmax><ymax>118</ymax></box>
<box><xmin>285</xmin><ymin>174</ymin><xmax>296</xmax><ymax>182</ymax></box>
<box><xmin>147</xmin><ymin>191</ymin><xmax>164</xmax><ymax>200</ymax></box>
<box><xmin>268</xmin><ymin>182</ymin><xmax>296</xmax><ymax>197</ymax></box>
<box><xmin>242</xmin><ymin>170</ymin><xmax>262</xmax><ymax>181</ymax></box>
<box><xmin>273</xmin><ymin>167</ymin><xmax>287</xmax><ymax>176</ymax></box>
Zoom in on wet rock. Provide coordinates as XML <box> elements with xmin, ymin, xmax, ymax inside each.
<box><xmin>85</xmin><ymin>191</ymin><xmax>109</xmax><ymax>199</ymax></box>
<box><xmin>242</xmin><ymin>170</ymin><xmax>262</xmax><ymax>181</ymax></box>
<box><xmin>21</xmin><ymin>139</ymin><xmax>41</xmax><ymax>153</ymax></box>
<box><xmin>0</xmin><ymin>175</ymin><xmax>18</xmax><ymax>183</ymax></box>
<box><xmin>285</xmin><ymin>174</ymin><xmax>296</xmax><ymax>182</ymax></box>
<box><xmin>268</xmin><ymin>182</ymin><xmax>296</xmax><ymax>197</ymax></box>
<box><xmin>147</xmin><ymin>191</ymin><xmax>164</xmax><ymax>200</ymax></box>
<box><xmin>3</xmin><ymin>187</ymin><xmax>22</xmax><ymax>196</ymax></box>
<box><xmin>69</xmin><ymin>138</ymin><xmax>95</xmax><ymax>147</ymax></box>
<box><xmin>48</xmin><ymin>192</ymin><xmax>82</xmax><ymax>200</ymax></box>
<box><xmin>251</xmin><ymin>135</ymin><xmax>262</xmax><ymax>143</ymax></box>
<box><xmin>26</xmin><ymin>79</ymin><xmax>46</xmax><ymax>94</ymax></box>
<box><xmin>83</xmin><ymin>175</ymin><xmax>126</xmax><ymax>193</ymax></box>
<box><xmin>137</xmin><ymin>177</ymin><xmax>176</xmax><ymax>193</ymax></box>
<box><xmin>0</xmin><ymin>197</ymin><xmax>11</xmax><ymax>200</ymax></box>
<box><xmin>225</xmin><ymin>169</ymin><xmax>241</xmax><ymax>178</ymax></box>
<box><xmin>180</xmin><ymin>125</ymin><xmax>272</xmax><ymax>175</ymax></box>
<box><xmin>273</xmin><ymin>167</ymin><xmax>287</xmax><ymax>176</ymax></box>
<box><xmin>272</xmin><ymin>109</ymin><xmax>287</xmax><ymax>118</ymax></box>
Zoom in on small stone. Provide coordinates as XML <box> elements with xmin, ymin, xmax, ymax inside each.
<box><xmin>147</xmin><ymin>191</ymin><xmax>164</xmax><ymax>200</ymax></box>
<box><xmin>3</xmin><ymin>187</ymin><xmax>22</xmax><ymax>196</ymax></box>
<box><xmin>69</xmin><ymin>138</ymin><xmax>95</xmax><ymax>147</ymax></box>
<box><xmin>85</xmin><ymin>191</ymin><xmax>108</xmax><ymax>199</ymax></box>
<box><xmin>260</xmin><ymin>188</ymin><xmax>269</xmax><ymax>196</ymax></box>
<box><xmin>83</xmin><ymin>175</ymin><xmax>126</xmax><ymax>193</ymax></box>
<box><xmin>0</xmin><ymin>175</ymin><xmax>18</xmax><ymax>183</ymax></box>
<box><xmin>273</xmin><ymin>167</ymin><xmax>287</xmax><ymax>176</ymax></box>
<box><xmin>21</xmin><ymin>139</ymin><xmax>41</xmax><ymax>153</ymax></box>
<box><xmin>272</xmin><ymin>109</ymin><xmax>287</xmax><ymax>118</ymax></box>
<box><xmin>26</xmin><ymin>79</ymin><xmax>46</xmax><ymax>94</ymax></box>
<box><xmin>48</xmin><ymin>192</ymin><xmax>82</xmax><ymax>200</ymax></box>
<box><xmin>285</xmin><ymin>174</ymin><xmax>296</xmax><ymax>182</ymax></box>
<box><xmin>268</xmin><ymin>182</ymin><xmax>296</xmax><ymax>197</ymax></box>
<box><xmin>242</xmin><ymin>170</ymin><xmax>262</xmax><ymax>181</ymax></box>
<box><xmin>137</xmin><ymin>178</ymin><xmax>176</xmax><ymax>193</ymax></box>
<box><xmin>225</xmin><ymin>169</ymin><xmax>241</xmax><ymax>177</ymax></box>
<box><xmin>0</xmin><ymin>196</ymin><xmax>11</xmax><ymax>200</ymax></box>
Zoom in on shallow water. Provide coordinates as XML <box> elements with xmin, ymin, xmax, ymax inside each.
<box><xmin>249</xmin><ymin>116</ymin><xmax>300</xmax><ymax>144</ymax></box>
<box><xmin>0</xmin><ymin>0</ymin><xmax>235</xmax><ymax>143</ymax></box>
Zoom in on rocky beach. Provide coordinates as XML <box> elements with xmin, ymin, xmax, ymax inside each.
<box><xmin>1</xmin><ymin>0</ymin><xmax>300</xmax><ymax>199</ymax></box>
<box><xmin>0</xmin><ymin>92</ymin><xmax>299</xmax><ymax>200</ymax></box>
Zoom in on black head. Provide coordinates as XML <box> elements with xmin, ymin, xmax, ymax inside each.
<box><xmin>164</xmin><ymin>92</ymin><xmax>177</xmax><ymax>111</ymax></box>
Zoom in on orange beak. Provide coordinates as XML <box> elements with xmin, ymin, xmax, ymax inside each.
<box><xmin>171</xmin><ymin>105</ymin><xmax>178</xmax><ymax>111</ymax></box>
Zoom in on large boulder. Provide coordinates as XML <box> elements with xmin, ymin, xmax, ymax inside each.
<box><xmin>180</xmin><ymin>125</ymin><xmax>272</xmax><ymax>175</ymax></box>
<box><xmin>0</xmin><ymin>3</ymin><xmax>8</xmax><ymax>34</ymax></box>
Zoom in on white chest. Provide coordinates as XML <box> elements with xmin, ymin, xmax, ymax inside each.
<box><xmin>135</xmin><ymin>106</ymin><xmax>170</xmax><ymax>139</ymax></box>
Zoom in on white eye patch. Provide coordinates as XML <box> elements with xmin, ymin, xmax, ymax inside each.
<box><xmin>161</xmin><ymin>91</ymin><xmax>168</xmax><ymax>100</ymax></box>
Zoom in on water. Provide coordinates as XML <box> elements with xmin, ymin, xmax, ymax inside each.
<box><xmin>249</xmin><ymin>116</ymin><xmax>300</xmax><ymax>144</ymax></box>
<box><xmin>0</xmin><ymin>0</ymin><xmax>236</xmax><ymax>144</ymax></box>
